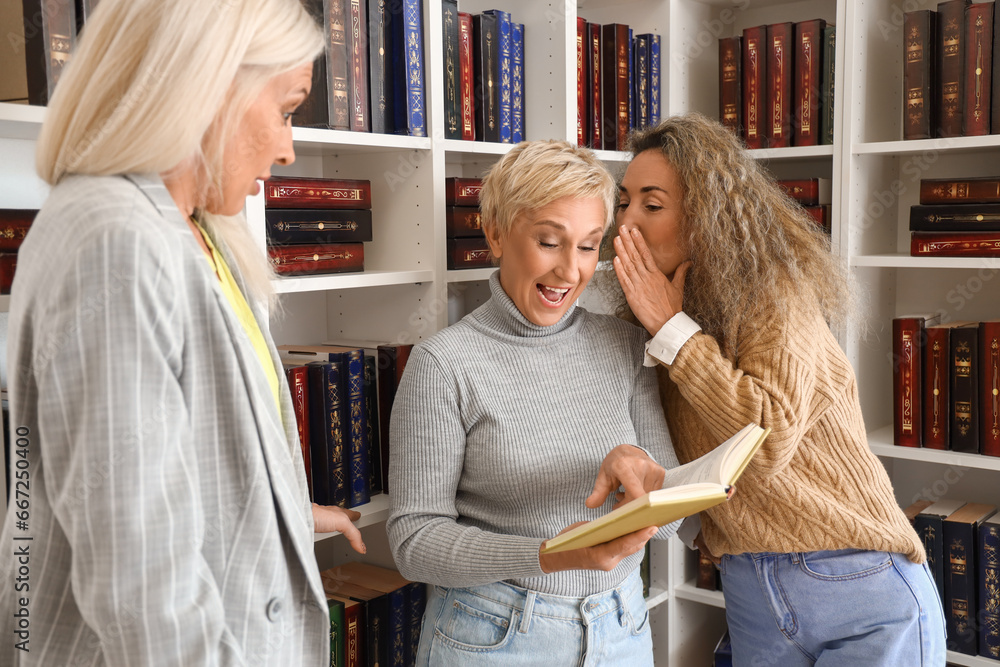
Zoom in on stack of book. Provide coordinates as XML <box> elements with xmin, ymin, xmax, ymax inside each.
<box><xmin>321</xmin><ymin>562</ymin><xmax>427</xmax><ymax>667</ymax></box>
<box><xmin>903</xmin><ymin>2</ymin><xmax>1000</xmax><ymax>140</ymax></box>
<box><xmin>265</xmin><ymin>177</ymin><xmax>371</xmax><ymax>276</ymax></box>
<box><xmin>445</xmin><ymin>177</ymin><xmax>491</xmax><ymax>269</ymax></box>
<box><xmin>718</xmin><ymin>20</ymin><xmax>836</xmax><ymax>148</ymax></box>
<box><xmin>0</xmin><ymin>210</ymin><xmax>34</xmax><ymax>294</ymax></box>
<box><xmin>281</xmin><ymin>340</ymin><xmax>413</xmax><ymax>503</ymax></box>
<box><xmin>576</xmin><ymin>20</ymin><xmax>662</xmax><ymax>150</ymax></box>
<box><xmin>775</xmin><ymin>178</ymin><xmax>832</xmax><ymax>233</ymax></box>
<box><xmin>296</xmin><ymin>0</ymin><xmax>427</xmax><ymax>136</ymax></box>
<box><xmin>905</xmin><ymin>499</ymin><xmax>1000</xmax><ymax>658</ymax></box>
<box><xmin>441</xmin><ymin>3</ymin><xmax>526</xmax><ymax>143</ymax></box>
<box><xmin>892</xmin><ymin>314</ymin><xmax>1000</xmax><ymax>456</ymax></box>
<box><xmin>910</xmin><ymin>176</ymin><xmax>1000</xmax><ymax>256</ymax></box>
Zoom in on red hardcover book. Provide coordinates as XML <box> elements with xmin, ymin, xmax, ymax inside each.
<box><xmin>742</xmin><ymin>25</ymin><xmax>768</xmax><ymax>149</ymax></box>
<box><xmin>347</xmin><ymin>0</ymin><xmax>370</xmax><ymax>132</ymax></box>
<box><xmin>328</xmin><ymin>594</ymin><xmax>365</xmax><ymax>667</ymax></box>
<box><xmin>894</xmin><ymin>315</ymin><xmax>938</xmax><ymax>447</ymax></box>
<box><xmin>445</xmin><ymin>177</ymin><xmax>482</xmax><ymax>205</ymax></box>
<box><xmin>447</xmin><ymin>237</ymin><xmax>492</xmax><ymax>269</ymax></box>
<box><xmin>0</xmin><ymin>253</ymin><xmax>17</xmax><ymax>294</ymax></box>
<box><xmin>776</xmin><ymin>178</ymin><xmax>830</xmax><ymax>206</ymax></box>
<box><xmin>601</xmin><ymin>23</ymin><xmax>631</xmax><ymax>151</ymax></box>
<box><xmin>911</xmin><ymin>231</ymin><xmax>1000</xmax><ymax>256</ymax></box>
<box><xmin>920</xmin><ymin>176</ymin><xmax>1000</xmax><ymax>203</ymax></box>
<box><xmin>904</xmin><ymin>10</ymin><xmax>938</xmax><ymax>140</ymax></box>
<box><xmin>923</xmin><ymin>322</ymin><xmax>971</xmax><ymax>449</ymax></box>
<box><xmin>793</xmin><ymin>19</ymin><xmax>825</xmax><ymax>146</ymax></box>
<box><xmin>268</xmin><ymin>243</ymin><xmax>364</xmax><ymax>275</ymax></box>
<box><xmin>284</xmin><ymin>365</ymin><xmax>313</xmax><ymax>496</ymax></box>
<box><xmin>458</xmin><ymin>12</ymin><xmax>475</xmax><ymax>141</ymax></box>
<box><xmin>719</xmin><ymin>36</ymin><xmax>742</xmax><ymax>136</ymax></box>
<box><xmin>980</xmin><ymin>320</ymin><xmax>1000</xmax><ymax>456</ymax></box>
<box><xmin>938</xmin><ymin>0</ymin><xmax>971</xmax><ymax>138</ymax></box>
<box><xmin>963</xmin><ymin>2</ymin><xmax>993</xmax><ymax>136</ymax></box>
<box><xmin>802</xmin><ymin>205</ymin><xmax>829</xmax><ymax>232</ymax></box>
<box><xmin>0</xmin><ymin>209</ymin><xmax>36</xmax><ymax>251</ymax></box>
<box><xmin>766</xmin><ymin>23</ymin><xmax>794</xmax><ymax>148</ymax></box>
<box><xmin>588</xmin><ymin>22</ymin><xmax>603</xmax><ymax>149</ymax></box>
<box><xmin>446</xmin><ymin>206</ymin><xmax>484</xmax><ymax>238</ymax></box>
<box><xmin>577</xmin><ymin>17</ymin><xmax>587</xmax><ymax>146</ymax></box>
<box><xmin>265</xmin><ymin>177</ymin><xmax>372</xmax><ymax>209</ymax></box>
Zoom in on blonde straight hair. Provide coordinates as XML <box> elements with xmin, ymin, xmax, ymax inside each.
<box><xmin>36</xmin><ymin>0</ymin><xmax>325</xmax><ymax>305</ymax></box>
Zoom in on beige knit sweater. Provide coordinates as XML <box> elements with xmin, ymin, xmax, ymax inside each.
<box><xmin>659</xmin><ymin>302</ymin><xmax>925</xmax><ymax>563</ymax></box>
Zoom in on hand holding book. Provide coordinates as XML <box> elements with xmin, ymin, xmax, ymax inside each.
<box><xmin>541</xmin><ymin>423</ymin><xmax>769</xmax><ymax>555</ymax></box>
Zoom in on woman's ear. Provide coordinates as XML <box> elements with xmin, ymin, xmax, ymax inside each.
<box><xmin>484</xmin><ymin>222</ymin><xmax>504</xmax><ymax>260</ymax></box>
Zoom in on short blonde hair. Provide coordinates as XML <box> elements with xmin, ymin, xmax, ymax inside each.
<box><xmin>479</xmin><ymin>140</ymin><xmax>616</xmax><ymax>239</ymax></box>
<box><xmin>35</xmin><ymin>0</ymin><xmax>324</xmax><ymax>306</ymax></box>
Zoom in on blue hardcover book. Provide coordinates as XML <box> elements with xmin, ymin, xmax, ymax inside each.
<box><xmin>635</xmin><ymin>35</ymin><xmax>649</xmax><ymax>130</ymax></box>
<box><xmin>406</xmin><ymin>582</ymin><xmax>426</xmax><ymax>665</ymax></box>
<box><xmin>484</xmin><ymin>9</ymin><xmax>512</xmax><ymax>143</ymax></box>
<box><xmin>328</xmin><ymin>349</ymin><xmax>370</xmax><ymax>508</ymax></box>
<box><xmin>391</xmin><ymin>0</ymin><xmax>426</xmax><ymax>137</ymax></box>
<box><xmin>327</xmin><ymin>360</ymin><xmax>349</xmax><ymax>508</ymax></box>
<box><xmin>713</xmin><ymin>630</ymin><xmax>733</xmax><ymax>667</ymax></box>
<box><xmin>980</xmin><ymin>514</ymin><xmax>1000</xmax><ymax>659</ymax></box>
<box><xmin>512</xmin><ymin>22</ymin><xmax>524</xmax><ymax>143</ymax></box>
<box><xmin>944</xmin><ymin>503</ymin><xmax>997</xmax><ymax>655</ymax></box>
<box><xmin>916</xmin><ymin>499</ymin><xmax>967</xmax><ymax>603</ymax></box>
<box><xmin>628</xmin><ymin>29</ymin><xmax>635</xmax><ymax>132</ymax></box>
<box><xmin>640</xmin><ymin>33</ymin><xmax>661</xmax><ymax>126</ymax></box>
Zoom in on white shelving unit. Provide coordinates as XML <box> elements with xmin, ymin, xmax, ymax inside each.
<box><xmin>6</xmin><ymin>0</ymin><xmax>1000</xmax><ymax>664</ymax></box>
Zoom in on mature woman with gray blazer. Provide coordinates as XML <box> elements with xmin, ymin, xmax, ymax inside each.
<box><xmin>0</xmin><ymin>1</ymin><xmax>364</xmax><ymax>664</ymax></box>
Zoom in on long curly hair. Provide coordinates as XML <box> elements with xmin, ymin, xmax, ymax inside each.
<box><xmin>601</xmin><ymin>113</ymin><xmax>857</xmax><ymax>356</ymax></box>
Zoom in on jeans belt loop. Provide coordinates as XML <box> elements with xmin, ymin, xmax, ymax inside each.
<box><xmin>613</xmin><ymin>587</ymin><xmax>630</xmax><ymax>628</ymax></box>
<box><xmin>519</xmin><ymin>590</ymin><xmax>537</xmax><ymax>634</ymax></box>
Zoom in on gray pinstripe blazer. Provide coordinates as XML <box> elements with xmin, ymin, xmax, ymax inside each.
<box><xmin>0</xmin><ymin>174</ymin><xmax>328</xmax><ymax>666</ymax></box>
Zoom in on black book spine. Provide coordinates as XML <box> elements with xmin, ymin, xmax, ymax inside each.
<box><xmin>306</xmin><ymin>362</ymin><xmax>332</xmax><ymax>505</ymax></box>
<box><xmin>951</xmin><ymin>326</ymin><xmax>980</xmax><ymax>453</ymax></box>
<box><xmin>944</xmin><ymin>517</ymin><xmax>978</xmax><ymax>654</ymax></box>
<box><xmin>980</xmin><ymin>521</ymin><xmax>1000</xmax><ymax>658</ymax></box>
<box><xmin>22</xmin><ymin>0</ymin><xmax>77</xmax><ymax>105</ymax></box>
<box><xmin>265</xmin><ymin>209</ymin><xmax>373</xmax><ymax>244</ymax></box>
<box><xmin>910</xmin><ymin>203</ymin><xmax>1000</xmax><ymax>231</ymax></box>
<box><xmin>937</xmin><ymin>0</ymin><xmax>970</xmax><ymax>137</ymax></box>
<box><xmin>904</xmin><ymin>10</ymin><xmax>937</xmax><ymax>140</ymax></box>
<box><xmin>442</xmin><ymin>0</ymin><xmax>461</xmax><ymax>139</ymax></box>
<box><xmin>914</xmin><ymin>513</ymin><xmax>946</xmax><ymax>602</ymax></box>
<box><xmin>367</xmin><ymin>0</ymin><xmax>394</xmax><ymax>134</ymax></box>
<box><xmin>473</xmin><ymin>13</ymin><xmax>500</xmax><ymax>142</ymax></box>
<box><xmin>362</xmin><ymin>355</ymin><xmax>382</xmax><ymax>495</ymax></box>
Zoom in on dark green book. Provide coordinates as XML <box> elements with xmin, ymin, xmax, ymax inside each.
<box><xmin>327</xmin><ymin>595</ymin><xmax>346</xmax><ymax>667</ymax></box>
<box><xmin>442</xmin><ymin>0</ymin><xmax>461</xmax><ymax>139</ymax></box>
<box><xmin>820</xmin><ymin>25</ymin><xmax>836</xmax><ymax>145</ymax></box>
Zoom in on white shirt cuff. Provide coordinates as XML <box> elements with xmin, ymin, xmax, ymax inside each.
<box><xmin>643</xmin><ymin>312</ymin><xmax>702</xmax><ymax>367</ymax></box>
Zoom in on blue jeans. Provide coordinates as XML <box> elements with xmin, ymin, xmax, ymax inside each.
<box><xmin>720</xmin><ymin>550</ymin><xmax>946</xmax><ymax>667</ymax></box>
<box><xmin>414</xmin><ymin>569</ymin><xmax>652</xmax><ymax>666</ymax></box>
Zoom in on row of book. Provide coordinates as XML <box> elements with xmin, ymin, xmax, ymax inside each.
<box><xmin>904</xmin><ymin>498</ymin><xmax>1000</xmax><ymax>658</ymax></box>
<box><xmin>903</xmin><ymin>1</ymin><xmax>1000</xmax><ymax>140</ymax></box>
<box><xmin>718</xmin><ymin>20</ymin><xmax>836</xmax><ymax>149</ymax></box>
<box><xmin>0</xmin><ymin>210</ymin><xmax>31</xmax><ymax>294</ymax></box>
<box><xmin>911</xmin><ymin>175</ymin><xmax>1000</xmax><ymax>257</ymax></box>
<box><xmin>294</xmin><ymin>0</ymin><xmax>427</xmax><ymax>137</ymax></box>
<box><xmin>320</xmin><ymin>561</ymin><xmax>426</xmax><ymax>667</ymax></box>
<box><xmin>441</xmin><ymin>3</ymin><xmax>525</xmax><ymax>143</ymax></box>
<box><xmin>892</xmin><ymin>314</ymin><xmax>1000</xmax><ymax>456</ymax></box>
<box><xmin>575</xmin><ymin>19</ymin><xmax>662</xmax><ymax>151</ymax></box>
<box><xmin>279</xmin><ymin>342</ymin><xmax>412</xmax><ymax>507</ymax></box>
<box><xmin>264</xmin><ymin>177</ymin><xmax>373</xmax><ymax>276</ymax></box>
<box><xmin>444</xmin><ymin>177</ymin><xmax>490</xmax><ymax>270</ymax></box>
<box><xmin>774</xmin><ymin>177</ymin><xmax>832</xmax><ymax>233</ymax></box>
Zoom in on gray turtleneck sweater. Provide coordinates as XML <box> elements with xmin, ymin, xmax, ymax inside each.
<box><xmin>387</xmin><ymin>272</ymin><xmax>679</xmax><ymax>597</ymax></box>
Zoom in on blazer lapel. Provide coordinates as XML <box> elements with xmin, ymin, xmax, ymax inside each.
<box><xmin>127</xmin><ymin>174</ymin><xmax>326</xmax><ymax>607</ymax></box>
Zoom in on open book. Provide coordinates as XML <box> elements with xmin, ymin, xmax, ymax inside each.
<box><xmin>540</xmin><ymin>423</ymin><xmax>770</xmax><ymax>554</ymax></box>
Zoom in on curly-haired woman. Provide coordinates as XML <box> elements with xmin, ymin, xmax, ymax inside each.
<box><xmin>597</xmin><ymin>113</ymin><xmax>945</xmax><ymax>666</ymax></box>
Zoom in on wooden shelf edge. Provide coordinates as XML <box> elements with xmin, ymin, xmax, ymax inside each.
<box><xmin>672</xmin><ymin>581</ymin><xmax>726</xmax><ymax>609</ymax></box>
<box><xmin>868</xmin><ymin>425</ymin><xmax>1000</xmax><ymax>471</ymax></box>
<box><xmin>273</xmin><ymin>269</ymin><xmax>435</xmax><ymax>293</ymax></box>
<box><xmin>313</xmin><ymin>493</ymin><xmax>390</xmax><ymax>543</ymax></box>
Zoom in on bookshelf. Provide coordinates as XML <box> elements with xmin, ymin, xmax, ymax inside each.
<box><xmin>4</xmin><ymin>0</ymin><xmax>999</xmax><ymax>664</ymax></box>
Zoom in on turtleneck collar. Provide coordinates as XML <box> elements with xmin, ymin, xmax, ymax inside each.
<box><xmin>466</xmin><ymin>270</ymin><xmax>585</xmax><ymax>343</ymax></box>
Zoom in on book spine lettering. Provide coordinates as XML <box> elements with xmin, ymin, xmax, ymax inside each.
<box><xmin>923</xmin><ymin>327</ymin><xmax>950</xmax><ymax>450</ymax></box>
<box><xmin>980</xmin><ymin>522</ymin><xmax>1000</xmax><ymax>657</ymax></box>
<box><xmin>938</xmin><ymin>0</ymin><xmax>967</xmax><ymax>137</ymax></box>
<box><xmin>444</xmin><ymin>178</ymin><xmax>482</xmax><ymax>205</ymax></box>
<box><xmin>648</xmin><ymin>34</ymin><xmax>660</xmax><ymax>126</ymax></box>
<box><xmin>767</xmin><ymin>23</ymin><xmax>793</xmax><ymax>148</ymax></box>
<box><xmin>964</xmin><ymin>3</ymin><xmax>993</xmax><ymax>136</ymax></box>
<box><xmin>327</xmin><ymin>0</ymin><xmax>351</xmax><ymax>130</ymax></box>
<box><xmin>743</xmin><ymin>26</ymin><xmax>767</xmax><ymax>149</ymax></box>
<box><xmin>636</xmin><ymin>35</ymin><xmax>650</xmax><ymax>131</ymax></box>
<box><xmin>951</xmin><ymin>326</ymin><xmax>980</xmax><ymax>453</ymax></box>
<box><xmin>719</xmin><ymin>36</ymin><xmax>741</xmax><ymax>136</ymax></box>
<box><xmin>402</xmin><ymin>0</ymin><xmax>426</xmax><ymax>137</ymax></box>
<box><xmin>589</xmin><ymin>23</ymin><xmax>602</xmax><ymax>148</ymax></box>
<box><xmin>794</xmin><ymin>20</ymin><xmax>824</xmax><ymax>146</ymax></box>
<box><xmin>265</xmin><ymin>178</ymin><xmax>372</xmax><ymax>209</ymax></box>
<box><xmin>512</xmin><ymin>23</ymin><xmax>524</xmax><ymax>143</ymax></box>
<box><xmin>981</xmin><ymin>322</ymin><xmax>1000</xmax><ymax>457</ymax></box>
<box><xmin>268</xmin><ymin>244</ymin><xmax>365</xmax><ymax>275</ymax></box>
<box><xmin>445</xmin><ymin>206</ymin><xmax>484</xmax><ymax>238</ymax></box>
<box><xmin>893</xmin><ymin>317</ymin><xmax>925</xmax><ymax>447</ymax></box>
<box><xmin>577</xmin><ymin>18</ymin><xmax>587</xmax><ymax>144</ymax></box>
<box><xmin>447</xmin><ymin>237</ymin><xmax>492</xmax><ymax>269</ymax></box>
<box><xmin>911</xmin><ymin>232</ymin><xmax>1000</xmax><ymax>256</ymax></box>
<box><xmin>473</xmin><ymin>13</ymin><xmax>500</xmax><ymax>142</ymax></box>
<box><xmin>443</xmin><ymin>0</ymin><xmax>461</xmax><ymax>139</ymax></box>
<box><xmin>488</xmin><ymin>10</ymin><xmax>512</xmax><ymax>143</ymax></box>
<box><xmin>915</xmin><ymin>514</ymin><xmax>946</xmax><ymax>602</ymax></box>
<box><xmin>458</xmin><ymin>12</ymin><xmax>475</xmax><ymax>140</ymax></box>
<box><xmin>340</xmin><ymin>350</ymin><xmax>370</xmax><ymax>508</ymax></box>
<box><xmin>328</xmin><ymin>362</ymin><xmax>348</xmax><ymax>508</ymax></box>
